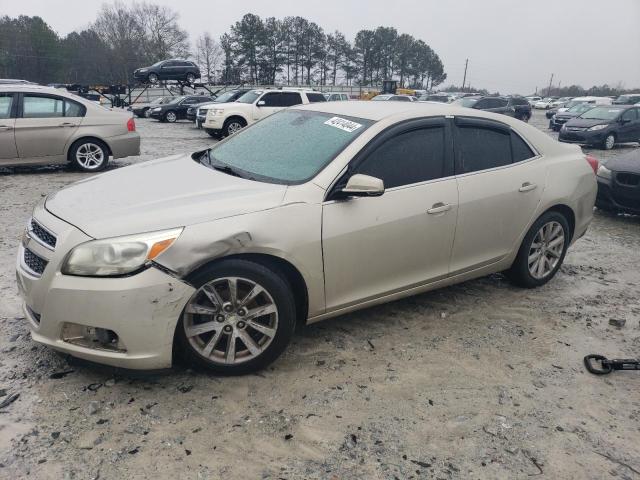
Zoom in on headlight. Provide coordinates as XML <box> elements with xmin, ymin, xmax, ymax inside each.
<box><xmin>152</xmin><ymin>107</ymin><xmax>161</xmax><ymax>112</ymax></box>
<box><xmin>138</xmin><ymin>68</ymin><xmax>147</xmax><ymax>72</ymax></box>
<box><xmin>211</xmin><ymin>108</ymin><xmax>225</xmax><ymax>116</ymax></box>
<box><xmin>588</xmin><ymin>124</ymin><xmax>608</xmax><ymax>131</ymax></box>
<box><xmin>62</xmin><ymin>228</ymin><xmax>183</xmax><ymax>277</ymax></box>
<box><xmin>596</xmin><ymin>164</ymin><xmax>612</xmax><ymax>180</ymax></box>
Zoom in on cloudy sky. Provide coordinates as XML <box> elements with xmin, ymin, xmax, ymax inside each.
<box><xmin>4</xmin><ymin>0</ymin><xmax>640</xmax><ymax>94</ymax></box>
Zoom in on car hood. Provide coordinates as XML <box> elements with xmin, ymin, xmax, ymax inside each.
<box><xmin>556</xmin><ymin>111</ymin><xmax>580</xmax><ymax>119</ymax></box>
<box><xmin>45</xmin><ymin>154</ymin><xmax>287</xmax><ymax>239</ymax></box>
<box><xmin>564</xmin><ymin>118</ymin><xmax>612</xmax><ymax>128</ymax></box>
<box><xmin>604</xmin><ymin>149</ymin><xmax>640</xmax><ymax>173</ymax></box>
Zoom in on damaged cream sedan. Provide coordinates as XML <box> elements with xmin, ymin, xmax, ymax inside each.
<box><xmin>16</xmin><ymin>102</ymin><xmax>597</xmax><ymax>374</ymax></box>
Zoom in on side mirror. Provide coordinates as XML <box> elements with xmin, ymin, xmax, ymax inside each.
<box><xmin>341</xmin><ymin>174</ymin><xmax>385</xmax><ymax>197</ymax></box>
<box><xmin>257</xmin><ymin>100</ymin><xmax>266</xmax><ymax>106</ymax></box>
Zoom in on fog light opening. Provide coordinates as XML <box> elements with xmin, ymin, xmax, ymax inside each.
<box><xmin>62</xmin><ymin>323</ymin><xmax>127</xmax><ymax>352</ymax></box>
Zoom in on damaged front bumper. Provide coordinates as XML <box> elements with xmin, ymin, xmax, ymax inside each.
<box><xmin>16</xmin><ymin>206</ymin><xmax>194</xmax><ymax>370</ymax></box>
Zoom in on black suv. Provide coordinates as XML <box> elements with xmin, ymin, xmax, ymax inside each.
<box><xmin>612</xmin><ymin>94</ymin><xmax>640</xmax><ymax>105</ymax></box>
<box><xmin>559</xmin><ymin>105</ymin><xmax>640</xmax><ymax>150</ymax></box>
<box><xmin>134</xmin><ymin>60</ymin><xmax>201</xmax><ymax>84</ymax></box>
<box><xmin>148</xmin><ymin>95</ymin><xmax>214</xmax><ymax>123</ymax></box>
<box><xmin>453</xmin><ymin>96</ymin><xmax>531</xmax><ymax>121</ymax></box>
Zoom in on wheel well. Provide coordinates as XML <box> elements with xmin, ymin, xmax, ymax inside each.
<box><xmin>188</xmin><ymin>253</ymin><xmax>309</xmax><ymax>326</ymax></box>
<box><xmin>67</xmin><ymin>137</ymin><xmax>112</xmax><ymax>161</ymax></box>
<box><xmin>545</xmin><ymin>204</ymin><xmax>575</xmax><ymax>241</ymax></box>
<box><xmin>224</xmin><ymin>116</ymin><xmax>247</xmax><ymax>127</ymax></box>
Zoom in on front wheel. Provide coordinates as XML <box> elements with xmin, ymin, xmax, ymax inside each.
<box><xmin>602</xmin><ymin>133</ymin><xmax>616</xmax><ymax>150</ymax></box>
<box><xmin>147</xmin><ymin>73</ymin><xmax>159</xmax><ymax>84</ymax></box>
<box><xmin>186</xmin><ymin>73</ymin><xmax>196</xmax><ymax>83</ymax></box>
<box><xmin>175</xmin><ymin>259</ymin><xmax>296</xmax><ymax>375</ymax></box>
<box><xmin>223</xmin><ymin>118</ymin><xmax>246</xmax><ymax>137</ymax></box>
<box><xmin>69</xmin><ymin>140</ymin><xmax>109</xmax><ymax>172</ymax></box>
<box><xmin>506</xmin><ymin>211</ymin><xmax>570</xmax><ymax>288</ymax></box>
<box><xmin>164</xmin><ymin>110</ymin><xmax>177</xmax><ymax>123</ymax></box>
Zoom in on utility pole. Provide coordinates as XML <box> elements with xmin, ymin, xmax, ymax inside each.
<box><xmin>547</xmin><ymin>73</ymin><xmax>554</xmax><ymax>97</ymax></box>
<box><xmin>462</xmin><ymin>58</ymin><xmax>468</xmax><ymax>90</ymax></box>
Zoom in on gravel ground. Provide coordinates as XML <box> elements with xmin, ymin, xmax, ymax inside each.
<box><xmin>1</xmin><ymin>110</ymin><xmax>639</xmax><ymax>479</ymax></box>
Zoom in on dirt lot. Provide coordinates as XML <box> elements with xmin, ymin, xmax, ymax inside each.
<box><xmin>1</xmin><ymin>110</ymin><xmax>639</xmax><ymax>480</ymax></box>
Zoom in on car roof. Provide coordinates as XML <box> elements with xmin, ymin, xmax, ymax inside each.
<box><xmin>293</xmin><ymin>101</ymin><xmax>482</xmax><ymax>121</ymax></box>
<box><xmin>0</xmin><ymin>84</ymin><xmax>61</xmax><ymax>93</ymax></box>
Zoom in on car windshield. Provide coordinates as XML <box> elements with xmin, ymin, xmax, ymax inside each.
<box><xmin>165</xmin><ymin>96</ymin><xmax>183</xmax><ymax>105</ymax></box>
<box><xmin>371</xmin><ymin>95</ymin><xmax>390</xmax><ymax>101</ymax></box>
<box><xmin>214</xmin><ymin>91</ymin><xmax>238</xmax><ymax>103</ymax></box>
<box><xmin>236</xmin><ymin>90</ymin><xmax>263</xmax><ymax>104</ymax></box>
<box><xmin>453</xmin><ymin>97</ymin><xmax>478</xmax><ymax>107</ymax></box>
<box><xmin>579</xmin><ymin>107</ymin><xmax>623</xmax><ymax>120</ymax></box>
<box><xmin>152</xmin><ymin>61</ymin><xmax>164</xmax><ymax>67</ymax></box>
<box><xmin>200</xmin><ymin>110</ymin><xmax>373</xmax><ymax>184</ymax></box>
<box><xmin>566</xmin><ymin>103</ymin><xmax>593</xmax><ymax>114</ymax></box>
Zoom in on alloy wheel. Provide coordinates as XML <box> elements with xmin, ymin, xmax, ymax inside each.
<box><xmin>166</xmin><ymin>111</ymin><xmax>177</xmax><ymax>122</ymax></box>
<box><xmin>605</xmin><ymin>134</ymin><xmax>615</xmax><ymax>150</ymax></box>
<box><xmin>75</xmin><ymin>143</ymin><xmax>105</xmax><ymax>170</ymax></box>
<box><xmin>186</xmin><ymin>73</ymin><xmax>195</xmax><ymax>83</ymax></box>
<box><xmin>183</xmin><ymin>277</ymin><xmax>279</xmax><ymax>365</ymax></box>
<box><xmin>227</xmin><ymin>122</ymin><xmax>243</xmax><ymax>135</ymax></box>
<box><xmin>528</xmin><ymin>221</ymin><xmax>565</xmax><ymax>280</ymax></box>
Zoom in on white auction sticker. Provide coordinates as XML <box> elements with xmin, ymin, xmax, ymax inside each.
<box><xmin>324</xmin><ymin>116</ymin><xmax>363</xmax><ymax>133</ymax></box>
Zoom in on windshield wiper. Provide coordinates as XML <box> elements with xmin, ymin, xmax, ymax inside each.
<box><xmin>212</xmin><ymin>164</ymin><xmax>246</xmax><ymax>178</ymax></box>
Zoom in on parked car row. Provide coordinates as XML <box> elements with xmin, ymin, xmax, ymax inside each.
<box><xmin>452</xmin><ymin>95</ymin><xmax>532</xmax><ymax>121</ymax></box>
<box><xmin>558</xmin><ymin>105</ymin><xmax>640</xmax><ymax>150</ymax></box>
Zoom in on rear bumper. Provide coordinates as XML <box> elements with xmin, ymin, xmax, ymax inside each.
<box><xmin>106</xmin><ymin>132</ymin><xmax>141</xmax><ymax>159</ymax></box>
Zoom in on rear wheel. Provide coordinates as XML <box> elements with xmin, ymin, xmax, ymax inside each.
<box><xmin>507</xmin><ymin>211</ymin><xmax>570</xmax><ymax>288</ymax></box>
<box><xmin>175</xmin><ymin>259</ymin><xmax>296</xmax><ymax>375</ymax></box>
<box><xmin>69</xmin><ymin>139</ymin><xmax>109</xmax><ymax>172</ymax></box>
<box><xmin>602</xmin><ymin>133</ymin><xmax>616</xmax><ymax>150</ymax></box>
<box><xmin>186</xmin><ymin>73</ymin><xmax>196</xmax><ymax>83</ymax></box>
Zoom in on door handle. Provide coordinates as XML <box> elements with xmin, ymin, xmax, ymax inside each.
<box><xmin>519</xmin><ymin>182</ymin><xmax>537</xmax><ymax>192</ymax></box>
<box><xmin>58</xmin><ymin>122</ymin><xmax>76</xmax><ymax>127</ymax></box>
<box><xmin>427</xmin><ymin>202</ymin><xmax>452</xmax><ymax>214</ymax></box>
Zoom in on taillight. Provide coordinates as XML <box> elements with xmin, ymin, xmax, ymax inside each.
<box><xmin>127</xmin><ymin>117</ymin><xmax>136</xmax><ymax>132</ymax></box>
<box><xmin>585</xmin><ymin>154</ymin><xmax>598</xmax><ymax>174</ymax></box>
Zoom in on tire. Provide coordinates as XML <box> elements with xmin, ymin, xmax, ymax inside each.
<box><xmin>69</xmin><ymin>139</ymin><xmax>109</xmax><ymax>172</ymax></box>
<box><xmin>223</xmin><ymin>117</ymin><xmax>246</xmax><ymax>137</ymax></box>
<box><xmin>506</xmin><ymin>211</ymin><xmax>570</xmax><ymax>288</ymax></box>
<box><xmin>147</xmin><ymin>73</ymin><xmax>159</xmax><ymax>84</ymax></box>
<box><xmin>602</xmin><ymin>133</ymin><xmax>616</xmax><ymax>150</ymax></box>
<box><xmin>164</xmin><ymin>110</ymin><xmax>177</xmax><ymax>123</ymax></box>
<box><xmin>205</xmin><ymin>129</ymin><xmax>221</xmax><ymax>138</ymax></box>
<box><xmin>144</xmin><ymin>108</ymin><xmax>152</xmax><ymax>118</ymax></box>
<box><xmin>175</xmin><ymin>259</ymin><xmax>296</xmax><ymax>375</ymax></box>
<box><xmin>186</xmin><ymin>73</ymin><xmax>196</xmax><ymax>83</ymax></box>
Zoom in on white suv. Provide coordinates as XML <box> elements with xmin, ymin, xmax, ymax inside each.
<box><xmin>203</xmin><ymin>88</ymin><xmax>327</xmax><ymax>137</ymax></box>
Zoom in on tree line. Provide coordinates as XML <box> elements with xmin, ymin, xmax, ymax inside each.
<box><xmin>0</xmin><ymin>2</ymin><xmax>446</xmax><ymax>89</ymax></box>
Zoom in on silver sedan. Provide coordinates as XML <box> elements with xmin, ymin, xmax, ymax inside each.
<box><xmin>16</xmin><ymin>102</ymin><xmax>597</xmax><ymax>374</ymax></box>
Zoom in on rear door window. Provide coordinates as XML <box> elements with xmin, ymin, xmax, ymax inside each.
<box><xmin>305</xmin><ymin>93</ymin><xmax>326</xmax><ymax>103</ymax></box>
<box><xmin>281</xmin><ymin>92</ymin><xmax>303</xmax><ymax>106</ymax></box>
<box><xmin>455</xmin><ymin>122</ymin><xmax>512</xmax><ymax>173</ymax></box>
<box><xmin>260</xmin><ymin>92</ymin><xmax>283</xmax><ymax>107</ymax></box>
<box><xmin>22</xmin><ymin>95</ymin><xmax>64</xmax><ymax>118</ymax></box>
<box><xmin>0</xmin><ymin>93</ymin><xmax>13</xmax><ymax>119</ymax></box>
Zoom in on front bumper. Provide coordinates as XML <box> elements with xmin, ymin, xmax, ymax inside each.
<box><xmin>16</xmin><ymin>206</ymin><xmax>194</xmax><ymax>370</ymax></box>
<box><xmin>149</xmin><ymin>110</ymin><xmax>163</xmax><ymax>119</ymax></box>
<box><xmin>596</xmin><ymin>175</ymin><xmax>640</xmax><ymax>214</ymax></box>
<box><xmin>203</xmin><ymin>116</ymin><xmax>223</xmax><ymax>130</ymax></box>
<box><xmin>106</xmin><ymin>132</ymin><xmax>141</xmax><ymax>159</ymax></box>
<box><xmin>558</xmin><ymin>128</ymin><xmax>607</xmax><ymax>146</ymax></box>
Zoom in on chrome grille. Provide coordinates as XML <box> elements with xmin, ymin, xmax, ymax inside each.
<box><xmin>30</xmin><ymin>219</ymin><xmax>57</xmax><ymax>249</ymax></box>
<box><xmin>24</xmin><ymin>248</ymin><xmax>48</xmax><ymax>276</ymax></box>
